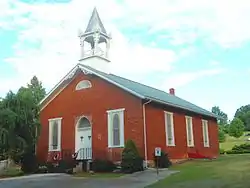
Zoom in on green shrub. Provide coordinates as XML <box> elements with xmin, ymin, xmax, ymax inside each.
<box><xmin>36</xmin><ymin>165</ymin><xmax>48</xmax><ymax>174</ymax></box>
<box><xmin>232</xmin><ymin>143</ymin><xmax>250</xmax><ymax>151</ymax></box>
<box><xmin>220</xmin><ymin>148</ymin><xmax>225</xmax><ymax>154</ymax></box>
<box><xmin>225</xmin><ymin>143</ymin><xmax>250</xmax><ymax>154</ymax></box>
<box><xmin>20</xmin><ymin>151</ymin><xmax>38</xmax><ymax>174</ymax></box>
<box><xmin>57</xmin><ymin>160</ymin><xmax>75</xmax><ymax>174</ymax></box>
<box><xmin>46</xmin><ymin>162</ymin><xmax>55</xmax><ymax>173</ymax></box>
<box><xmin>92</xmin><ymin>159</ymin><xmax>116</xmax><ymax>172</ymax></box>
<box><xmin>153</xmin><ymin>151</ymin><xmax>172</xmax><ymax>168</ymax></box>
<box><xmin>121</xmin><ymin>139</ymin><xmax>144</xmax><ymax>173</ymax></box>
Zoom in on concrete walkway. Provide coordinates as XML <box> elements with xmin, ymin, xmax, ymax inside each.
<box><xmin>0</xmin><ymin>169</ymin><xmax>179</xmax><ymax>188</ymax></box>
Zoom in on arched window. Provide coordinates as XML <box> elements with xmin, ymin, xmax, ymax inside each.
<box><xmin>112</xmin><ymin>113</ymin><xmax>120</xmax><ymax>146</ymax></box>
<box><xmin>78</xmin><ymin>117</ymin><xmax>91</xmax><ymax>129</ymax></box>
<box><xmin>107</xmin><ymin>108</ymin><xmax>125</xmax><ymax>148</ymax></box>
<box><xmin>75</xmin><ymin>80</ymin><xmax>92</xmax><ymax>91</ymax></box>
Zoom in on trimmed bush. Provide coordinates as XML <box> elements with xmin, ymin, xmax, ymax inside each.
<box><xmin>153</xmin><ymin>151</ymin><xmax>172</xmax><ymax>168</ymax></box>
<box><xmin>225</xmin><ymin>143</ymin><xmax>250</xmax><ymax>154</ymax></box>
<box><xmin>121</xmin><ymin>139</ymin><xmax>144</xmax><ymax>173</ymax></box>
<box><xmin>92</xmin><ymin>159</ymin><xmax>116</xmax><ymax>172</ymax></box>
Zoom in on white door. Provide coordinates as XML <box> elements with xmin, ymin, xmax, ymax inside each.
<box><xmin>75</xmin><ymin>117</ymin><xmax>92</xmax><ymax>160</ymax></box>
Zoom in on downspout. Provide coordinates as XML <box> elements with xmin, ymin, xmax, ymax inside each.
<box><xmin>142</xmin><ymin>99</ymin><xmax>152</xmax><ymax>169</ymax></box>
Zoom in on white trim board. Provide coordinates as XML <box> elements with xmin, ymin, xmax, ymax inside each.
<box><xmin>48</xmin><ymin>117</ymin><xmax>62</xmax><ymax>152</ymax></box>
<box><xmin>107</xmin><ymin>108</ymin><xmax>125</xmax><ymax>148</ymax></box>
<box><xmin>39</xmin><ymin>64</ymin><xmax>145</xmax><ymax>111</ymax></box>
<box><xmin>185</xmin><ymin>116</ymin><xmax>194</xmax><ymax>147</ymax></box>
<box><xmin>164</xmin><ymin>111</ymin><xmax>175</xmax><ymax>146</ymax></box>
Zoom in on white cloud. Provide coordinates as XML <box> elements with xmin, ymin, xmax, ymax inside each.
<box><xmin>1</xmin><ymin>0</ymin><xmax>249</xmax><ymax>96</ymax></box>
<box><xmin>160</xmin><ymin>68</ymin><xmax>225</xmax><ymax>89</ymax></box>
<box><xmin>1</xmin><ymin>0</ymin><xmax>178</xmax><ymax>93</ymax></box>
<box><xmin>119</xmin><ymin>0</ymin><xmax>250</xmax><ymax>48</ymax></box>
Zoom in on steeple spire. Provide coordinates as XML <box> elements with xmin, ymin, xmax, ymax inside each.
<box><xmin>84</xmin><ymin>7</ymin><xmax>108</xmax><ymax>35</ymax></box>
<box><xmin>78</xmin><ymin>7</ymin><xmax>112</xmax><ymax>73</ymax></box>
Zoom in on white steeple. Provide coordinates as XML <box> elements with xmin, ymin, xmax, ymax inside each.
<box><xmin>78</xmin><ymin>7</ymin><xmax>111</xmax><ymax>73</ymax></box>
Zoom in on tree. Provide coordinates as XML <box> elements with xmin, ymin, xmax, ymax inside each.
<box><xmin>211</xmin><ymin>106</ymin><xmax>228</xmax><ymax>126</ymax></box>
<box><xmin>27</xmin><ymin>76</ymin><xmax>46</xmax><ymax>105</ymax></box>
<box><xmin>0</xmin><ymin>76</ymin><xmax>46</xmax><ymax>164</ymax></box>
<box><xmin>218</xmin><ymin>127</ymin><xmax>226</xmax><ymax>143</ymax></box>
<box><xmin>228</xmin><ymin>118</ymin><xmax>245</xmax><ymax>138</ymax></box>
<box><xmin>234</xmin><ymin>105</ymin><xmax>250</xmax><ymax>131</ymax></box>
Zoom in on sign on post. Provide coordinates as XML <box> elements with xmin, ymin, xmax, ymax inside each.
<box><xmin>154</xmin><ymin>147</ymin><xmax>161</xmax><ymax>176</ymax></box>
<box><xmin>155</xmin><ymin>147</ymin><xmax>161</xmax><ymax>157</ymax></box>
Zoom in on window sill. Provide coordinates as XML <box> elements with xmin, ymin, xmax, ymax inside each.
<box><xmin>108</xmin><ymin>145</ymin><xmax>124</xmax><ymax>148</ymax></box>
<box><xmin>49</xmin><ymin>148</ymin><xmax>61</xmax><ymax>152</ymax></box>
<box><xmin>188</xmin><ymin>145</ymin><xmax>195</xmax><ymax>147</ymax></box>
<box><xmin>167</xmin><ymin>144</ymin><xmax>176</xmax><ymax>147</ymax></box>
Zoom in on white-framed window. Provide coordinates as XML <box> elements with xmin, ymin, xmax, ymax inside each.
<box><xmin>202</xmin><ymin>119</ymin><xmax>209</xmax><ymax>147</ymax></box>
<box><xmin>185</xmin><ymin>116</ymin><xmax>194</xmax><ymax>147</ymax></box>
<box><xmin>75</xmin><ymin>80</ymin><xmax>92</xmax><ymax>90</ymax></box>
<box><xmin>107</xmin><ymin>108</ymin><xmax>125</xmax><ymax>148</ymax></box>
<box><xmin>48</xmin><ymin>117</ymin><xmax>62</xmax><ymax>151</ymax></box>
<box><xmin>164</xmin><ymin>111</ymin><xmax>175</xmax><ymax>146</ymax></box>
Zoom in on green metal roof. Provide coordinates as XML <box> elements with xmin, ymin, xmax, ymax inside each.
<box><xmin>80</xmin><ymin>64</ymin><xmax>217</xmax><ymax>118</ymax></box>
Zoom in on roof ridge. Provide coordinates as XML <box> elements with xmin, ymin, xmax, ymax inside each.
<box><xmin>109</xmin><ymin>73</ymin><xmax>212</xmax><ymax>111</ymax></box>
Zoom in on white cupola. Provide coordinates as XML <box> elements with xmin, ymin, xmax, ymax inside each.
<box><xmin>78</xmin><ymin>7</ymin><xmax>112</xmax><ymax>73</ymax></box>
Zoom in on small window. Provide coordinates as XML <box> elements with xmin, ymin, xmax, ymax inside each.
<box><xmin>75</xmin><ymin>80</ymin><xmax>92</xmax><ymax>90</ymax></box>
<box><xmin>107</xmin><ymin>108</ymin><xmax>125</xmax><ymax>148</ymax></box>
<box><xmin>164</xmin><ymin>111</ymin><xmax>175</xmax><ymax>146</ymax></box>
<box><xmin>49</xmin><ymin>118</ymin><xmax>62</xmax><ymax>151</ymax></box>
<box><xmin>202</xmin><ymin>119</ymin><xmax>209</xmax><ymax>147</ymax></box>
<box><xmin>185</xmin><ymin>116</ymin><xmax>194</xmax><ymax>147</ymax></box>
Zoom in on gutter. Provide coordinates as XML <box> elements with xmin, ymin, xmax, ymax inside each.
<box><xmin>147</xmin><ymin>97</ymin><xmax>217</xmax><ymax>119</ymax></box>
<box><xmin>142</xmin><ymin>99</ymin><xmax>152</xmax><ymax>169</ymax></box>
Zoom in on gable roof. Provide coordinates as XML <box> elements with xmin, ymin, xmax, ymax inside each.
<box><xmin>40</xmin><ymin>63</ymin><xmax>217</xmax><ymax>118</ymax></box>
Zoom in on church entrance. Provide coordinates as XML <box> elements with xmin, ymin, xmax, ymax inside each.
<box><xmin>75</xmin><ymin>117</ymin><xmax>92</xmax><ymax>160</ymax></box>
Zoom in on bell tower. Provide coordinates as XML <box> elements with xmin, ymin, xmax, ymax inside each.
<box><xmin>78</xmin><ymin>7</ymin><xmax>111</xmax><ymax>73</ymax></box>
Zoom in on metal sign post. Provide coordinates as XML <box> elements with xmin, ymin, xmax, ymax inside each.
<box><xmin>155</xmin><ymin>147</ymin><xmax>161</xmax><ymax>177</ymax></box>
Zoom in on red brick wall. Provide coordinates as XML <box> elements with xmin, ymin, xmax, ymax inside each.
<box><xmin>145</xmin><ymin>102</ymin><xmax>219</xmax><ymax>161</ymax></box>
<box><xmin>37</xmin><ymin>71</ymin><xmax>144</xmax><ymax>162</ymax></box>
<box><xmin>37</xmin><ymin>70</ymin><xmax>219</xmax><ymax>163</ymax></box>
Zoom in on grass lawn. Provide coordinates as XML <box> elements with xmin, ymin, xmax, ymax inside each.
<box><xmin>220</xmin><ymin>132</ymin><xmax>250</xmax><ymax>150</ymax></box>
<box><xmin>73</xmin><ymin>172</ymin><xmax>124</xmax><ymax>178</ymax></box>
<box><xmin>0</xmin><ymin>167</ymin><xmax>24</xmax><ymax>179</ymax></box>
<box><xmin>148</xmin><ymin>154</ymin><xmax>250</xmax><ymax>188</ymax></box>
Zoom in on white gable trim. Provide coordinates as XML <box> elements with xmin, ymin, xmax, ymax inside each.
<box><xmin>39</xmin><ymin>65</ymin><xmax>78</xmax><ymax>106</ymax></box>
<box><xmin>79</xmin><ymin>65</ymin><xmax>145</xmax><ymax>99</ymax></box>
<box><xmin>39</xmin><ymin>64</ymin><xmax>145</xmax><ymax>111</ymax></box>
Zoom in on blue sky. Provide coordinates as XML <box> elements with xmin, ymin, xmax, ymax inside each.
<box><xmin>0</xmin><ymin>0</ymin><xmax>250</xmax><ymax>119</ymax></box>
